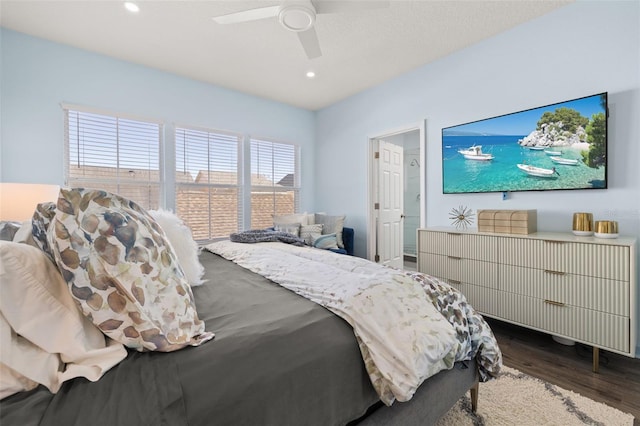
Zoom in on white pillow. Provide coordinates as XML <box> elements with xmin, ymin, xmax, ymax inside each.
<box><xmin>149</xmin><ymin>209</ymin><xmax>205</xmax><ymax>287</ymax></box>
<box><xmin>0</xmin><ymin>241</ymin><xmax>127</xmax><ymax>397</ymax></box>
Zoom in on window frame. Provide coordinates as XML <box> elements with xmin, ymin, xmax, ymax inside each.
<box><xmin>62</xmin><ymin>104</ymin><xmax>164</xmax><ymax>210</ymax></box>
<box><xmin>174</xmin><ymin>124</ymin><xmax>244</xmax><ymax>242</ymax></box>
<box><xmin>249</xmin><ymin>136</ymin><xmax>301</xmax><ymax>230</ymax></box>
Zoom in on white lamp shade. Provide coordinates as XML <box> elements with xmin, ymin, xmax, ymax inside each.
<box><xmin>0</xmin><ymin>183</ymin><xmax>60</xmax><ymax>222</ymax></box>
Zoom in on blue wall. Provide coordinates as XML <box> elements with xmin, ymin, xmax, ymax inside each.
<box><xmin>0</xmin><ymin>28</ymin><xmax>316</xmax><ymax>211</ymax></box>
<box><xmin>315</xmin><ymin>1</ymin><xmax>640</xmax><ymax>355</ymax></box>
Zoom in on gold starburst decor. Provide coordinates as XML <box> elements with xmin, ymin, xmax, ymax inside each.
<box><xmin>449</xmin><ymin>205</ymin><xmax>475</xmax><ymax>229</ymax></box>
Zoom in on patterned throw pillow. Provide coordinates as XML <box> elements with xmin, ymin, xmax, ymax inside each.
<box><xmin>300</xmin><ymin>223</ymin><xmax>323</xmax><ymax>245</ymax></box>
<box><xmin>315</xmin><ymin>213</ymin><xmax>346</xmax><ymax>248</ymax></box>
<box><xmin>312</xmin><ymin>233</ymin><xmax>339</xmax><ymax>250</ymax></box>
<box><xmin>47</xmin><ymin>188</ymin><xmax>214</xmax><ymax>352</ymax></box>
<box><xmin>31</xmin><ymin>202</ymin><xmax>57</xmax><ymax>260</ymax></box>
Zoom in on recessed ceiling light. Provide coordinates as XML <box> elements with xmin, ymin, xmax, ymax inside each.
<box><xmin>306</xmin><ymin>71</ymin><xmax>316</xmax><ymax>78</ymax></box>
<box><xmin>124</xmin><ymin>2</ymin><xmax>139</xmax><ymax>13</ymax></box>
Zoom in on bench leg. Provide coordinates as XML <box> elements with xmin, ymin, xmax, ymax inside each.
<box><xmin>470</xmin><ymin>382</ymin><xmax>479</xmax><ymax>412</ymax></box>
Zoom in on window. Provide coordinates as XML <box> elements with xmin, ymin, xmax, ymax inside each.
<box><xmin>64</xmin><ymin>108</ymin><xmax>161</xmax><ymax>210</ymax></box>
<box><xmin>250</xmin><ymin>138</ymin><xmax>299</xmax><ymax>229</ymax></box>
<box><xmin>64</xmin><ymin>106</ymin><xmax>302</xmax><ymax>240</ymax></box>
<box><xmin>175</xmin><ymin>127</ymin><xmax>242</xmax><ymax>241</ymax></box>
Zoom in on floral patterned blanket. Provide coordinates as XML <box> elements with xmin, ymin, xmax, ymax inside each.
<box><xmin>205</xmin><ymin>241</ymin><xmax>502</xmax><ymax>405</ymax></box>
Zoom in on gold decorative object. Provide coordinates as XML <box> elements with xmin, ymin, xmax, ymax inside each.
<box><xmin>594</xmin><ymin>220</ymin><xmax>619</xmax><ymax>239</ymax></box>
<box><xmin>572</xmin><ymin>212</ymin><xmax>593</xmax><ymax>236</ymax></box>
<box><xmin>449</xmin><ymin>205</ymin><xmax>475</xmax><ymax>230</ymax></box>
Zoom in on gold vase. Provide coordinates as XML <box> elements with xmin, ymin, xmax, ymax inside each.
<box><xmin>572</xmin><ymin>212</ymin><xmax>593</xmax><ymax>236</ymax></box>
<box><xmin>594</xmin><ymin>220</ymin><xmax>619</xmax><ymax>238</ymax></box>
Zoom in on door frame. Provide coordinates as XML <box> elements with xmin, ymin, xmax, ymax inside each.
<box><xmin>367</xmin><ymin>120</ymin><xmax>427</xmax><ymax>262</ymax></box>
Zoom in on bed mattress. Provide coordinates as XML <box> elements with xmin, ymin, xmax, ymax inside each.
<box><xmin>1</xmin><ymin>250</ymin><xmax>380</xmax><ymax>426</ymax></box>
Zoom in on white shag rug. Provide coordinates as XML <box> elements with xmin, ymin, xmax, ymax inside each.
<box><xmin>436</xmin><ymin>366</ymin><xmax>634</xmax><ymax>426</ymax></box>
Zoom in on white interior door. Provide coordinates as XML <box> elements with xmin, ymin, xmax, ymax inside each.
<box><xmin>377</xmin><ymin>140</ymin><xmax>404</xmax><ymax>268</ymax></box>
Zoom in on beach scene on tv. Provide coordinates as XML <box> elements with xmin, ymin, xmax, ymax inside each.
<box><xmin>442</xmin><ymin>93</ymin><xmax>607</xmax><ymax>194</ymax></box>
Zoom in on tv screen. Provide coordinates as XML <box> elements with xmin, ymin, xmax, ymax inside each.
<box><xmin>442</xmin><ymin>92</ymin><xmax>608</xmax><ymax>194</ymax></box>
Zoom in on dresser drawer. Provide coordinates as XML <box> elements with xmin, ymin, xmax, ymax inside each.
<box><xmin>419</xmin><ymin>231</ymin><xmax>498</xmax><ymax>262</ymax></box>
<box><xmin>497</xmin><ymin>237</ymin><xmax>630</xmax><ymax>280</ymax></box>
<box><xmin>498</xmin><ymin>264</ymin><xmax>630</xmax><ymax>316</ymax></box>
<box><xmin>419</xmin><ymin>253</ymin><xmax>498</xmax><ymax>289</ymax></box>
<box><xmin>450</xmin><ymin>282</ymin><xmax>499</xmax><ymax>316</ymax></box>
<box><xmin>496</xmin><ymin>292</ymin><xmax>629</xmax><ymax>353</ymax></box>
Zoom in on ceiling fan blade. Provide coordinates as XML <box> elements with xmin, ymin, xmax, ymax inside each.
<box><xmin>314</xmin><ymin>0</ymin><xmax>389</xmax><ymax>15</ymax></box>
<box><xmin>212</xmin><ymin>5</ymin><xmax>280</xmax><ymax>24</ymax></box>
<box><xmin>297</xmin><ymin>27</ymin><xmax>322</xmax><ymax>59</ymax></box>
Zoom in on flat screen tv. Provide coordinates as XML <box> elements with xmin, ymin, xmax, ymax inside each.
<box><xmin>442</xmin><ymin>92</ymin><xmax>608</xmax><ymax>194</ymax></box>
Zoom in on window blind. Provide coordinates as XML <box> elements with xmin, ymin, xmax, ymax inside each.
<box><xmin>64</xmin><ymin>108</ymin><xmax>161</xmax><ymax>210</ymax></box>
<box><xmin>175</xmin><ymin>127</ymin><xmax>242</xmax><ymax>241</ymax></box>
<box><xmin>250</xmin><ymin>138</ymin><xmax>299</xmax><ymax>229</ymax></box>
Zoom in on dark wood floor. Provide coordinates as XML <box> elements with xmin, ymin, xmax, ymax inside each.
<box><xmin>487</xmin><ymin>318</ymin><xmax>640</xmax><ymax>425</ymax></box>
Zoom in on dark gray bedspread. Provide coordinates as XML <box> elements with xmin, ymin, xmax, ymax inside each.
<box><xmin>0</xmin><ymin>250</ymin><xmax>379</xmax><ymax>426</ymax></box>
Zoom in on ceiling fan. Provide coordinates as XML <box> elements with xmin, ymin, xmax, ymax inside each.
<box><xmin>212</xmin><ymin>0</ymin><xmax>389</xmax><ymax>59</ymax></box>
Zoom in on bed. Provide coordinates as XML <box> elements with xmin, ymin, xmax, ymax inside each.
<box><xmin>0</xmin><ymin>188</ymin><xmax>501</xmax><ymax>426</ymax></box>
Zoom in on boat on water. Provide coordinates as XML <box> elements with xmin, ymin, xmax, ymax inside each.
<box><xmin>544</xmin><ymin>149</ymin><xmax>562</xmax><ymax>156</ymax></box>
<box><xmin>517</xmin><ymin>163</ymin><xmax>558</xmax><ymax>178</ymax></box>
<box><xmin>527</xmin><ymin>146</ymin><xmax>546</xmax><ymax>151</ymax></box>
<box><xmin>458</xmin><ymin>145</ymin><xmax>494</xmax><ymax>161</ymax></box>
<box><xmin>550</xmin><ymin>156</ymin><xmax>579</xmax><ymax>166</ymax></box>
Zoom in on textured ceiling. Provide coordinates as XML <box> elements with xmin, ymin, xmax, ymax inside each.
<box><xmin>0</xmin><ymin>0</ymin><xmax>572</xmax><ymax>110</ymax></box>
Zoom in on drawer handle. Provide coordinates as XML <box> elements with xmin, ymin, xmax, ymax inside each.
<box><xmin>447</xmin><ymin>256</ymin><xmax>462</xmax><ymax>260</ymax></box>
<box><xmin>446</xmin><ymin>233</ymin><xmax>461</xmax><ymax>236</ymax></box>
<box><xmin>449</xmin><ymin>279</ymin><xmax>461</xmax><ymax>285</ymax></box>
<box><xmin>543</xmin><ymin>240</ymin><xmax>565</xmax><ymax>244</ymax></box>
<box><xmin>544</xmin><ymin>269</ymin><xmax>567</xmax><ymax>276</ymax></box>
<box><xmin>544</xmin><ymin>299</ymin><xmax>566</xmax><ymax>307</ymax></box>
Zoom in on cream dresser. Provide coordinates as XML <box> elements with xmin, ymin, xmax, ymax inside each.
<box><xmin>417</xmin><ymin>227</ymin><xmax>637</xmax><ymax>371</ymax></box>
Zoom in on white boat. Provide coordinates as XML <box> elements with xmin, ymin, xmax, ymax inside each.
<box><xmin>458</xmin><ymin>145</ymin><xmax>494</xmax><ymax>161</ymax></box>
<box><xmin>517</xmin><ymin>163</ymin><xmax>558</xmax><ymax>178</ymax></box>
<box><xmin>528</xmin><ymin>146</ymin><xmax>546</xmax><ymax>151</ymax></box>
<box><xmin>550</xmin><ymin>156</ymin><xmax>578</xmax><ymax>165</ymax></box>
<box><xmin>544</xmin><ymin>149</ymin><xmax>562</xmax><ymax>156</ymax></box>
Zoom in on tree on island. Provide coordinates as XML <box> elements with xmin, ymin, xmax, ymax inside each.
<box><xmin>582</xmin><ymin>112</ymin><xmax>606</xmax><ymax>168</ymax></box>
<box><xmin>536</xmin><ymin>107</ymin><xmax>589</xmax><ymax>133</ymax></box>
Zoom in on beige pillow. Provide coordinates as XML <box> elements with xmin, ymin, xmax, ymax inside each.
<box><xmin>0</xmin><ymin>241</ymin><xmax>127</xmax><ymax>397</ymax></box>
<box><xmin>48</xmin><ymin>188</ymin><xmax>214</xmax><ymax>352</ymax></box>
<box><xmin>273</xmin><ymin>213</ymin><xmax>313</xmax><ymax>226</ymax></box>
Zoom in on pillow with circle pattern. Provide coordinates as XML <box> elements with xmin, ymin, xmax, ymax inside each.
<box><xmin>47</xmin><ymin>188</ymin><xmax>214</xmax><ymax>352</ymax></box>
<box><xmin>31</xmin><ymin>201</ymin><xmax>57</xmax><ymax>261</ymax></box>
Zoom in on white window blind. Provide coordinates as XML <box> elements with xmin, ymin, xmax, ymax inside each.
<box><xmin>64</xmin><ymin>108</ymin><xmax>161</xmax><ymax>210</ymax></box>
<box><xmin>175</xmin><ymin>127</ymin><xmax>242</xmax><ymax>241</ymax></box>
<box><xmin>250</xmin><ymin>138</ymin><xmax>299</xmax><ymax>229</ymax></box>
